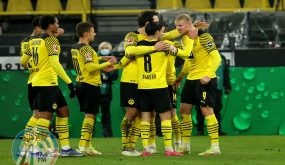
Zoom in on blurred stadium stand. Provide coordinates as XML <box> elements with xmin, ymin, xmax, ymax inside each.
<box><xmin>0</xmin><ymin>0</ymin><xmax>284</xmax><ymax>67</ymax></box>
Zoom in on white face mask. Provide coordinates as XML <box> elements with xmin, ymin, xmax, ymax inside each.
<box><xmin>100</xmin><ymin>49</ymin><xmax>111</xmax><ymax>56</ymax></box>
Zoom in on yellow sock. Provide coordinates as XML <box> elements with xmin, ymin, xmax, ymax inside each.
<box><xmin>120</xmin><ymin>117</ymin><xmax>131</xmax><ymax>149</ymax></box>
<box><xmin>35</xmin><ymin>118</ymin><xmax>50</xmax><ymax>148</ymax></box>
<box><xmin>56</xmin><ymin>117</ymin><xmax>70</xmax><ymax>149</ymax></box>
<box><xmin>36</xmin><ymin>118</ymin><xmax>50</xmax><ymax>138</ymax></box>
<box><xmin>24</xmin><ymin>116</ymin><xmax>38</xmax><ymax>142</ymax></box>
<box><xmin>205</xmin><ymin>114</ymin><xmax>219</xmax><ymax>145</ymax></box>
<box><xmin>148</xmin><ymin>116</ymin><xmax>156</xmax><ymax>147</ymax></box>
<box><xmin>129</xmin><ymin>116</ymin><xmax>141</xmax><ymax>149</ymax></box>
<box><xmin>180</xmin><ymin>114</ymin><xmax>192</xmax><ymax>145</ymax></box>
<box><xmin>161</xmin><ymin>120</ymin><xmax>173</xmax><ymax>151</ymax></box>
<box><xmin>78</xmin><ymin>117</ymin><xmax>94</xmax><ymax>148</ymax></box>
<box><xmin>171</xmin><ymin>115</ymin><xmax>181</xmax><ymax>143</ymax></box>
<box><xmin>25</xmin><ymin>116</ymin><xmax>38</xmax><ymax>131</ymax></box>
<box><xmin>140</xmin><ymin>121</ymin><xmax>150</xmax><ymax>149</ymax></box>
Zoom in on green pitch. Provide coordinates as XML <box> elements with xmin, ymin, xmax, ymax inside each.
<box><xmin>1</xmin><ymin>136</ymin><xmax>284</xmax><ymax>165</ymax></box>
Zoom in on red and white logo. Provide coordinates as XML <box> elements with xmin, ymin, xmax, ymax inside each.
<box><xmin>53</xmin><ymin>45</ymin><xmax>59</xmax><ymax>53</ymax></box>
<box><xmin>85</xmin><ymin>53</ymin><xmax>93</xmax><ymax>61</ymax></box>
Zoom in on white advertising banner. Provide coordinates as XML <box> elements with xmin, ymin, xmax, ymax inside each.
<box><xmin>0</xmin><ymin>56</ymin><xmax>24</xmax><ymax>70</ymax></box>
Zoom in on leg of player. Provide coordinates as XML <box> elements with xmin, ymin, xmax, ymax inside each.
<box><xmin>171</xmin><ymin>109</ymin><xmax>181</xmax><ymax>151</ymax></box>
<box><xmin>33</xmin><ymin>111</ymin><xmax>54</xmax><ymax>156</ymax></box>
<box><xmin>56</xmin><ymin>106</ymin><xmax>83</xmax><ymax>157</ymax></box>
<box><xmin>179</xmin><ymin>103</ymin><xmax>193</xmax><ymax>154</ymax></box>
<box><xmin>140</xmin><ymin>112</ymin><xmax>152</xmax><ymax>156</ymax></box>
<box><xmin>19</xmin><ymin>111</ymin><xmax>39</xmax><ymax>156</ymax></box>
<box><xmin>198</xmin><ymin>107</ymin><xmax>221</xmax><ymax>156</ymax></box>
<box><xmin>159</xmin><ymin>111</ymin><xmax>183</xmax><ymax>157</ymax></box>
<box><xmin>121</xmin><ymin>107</ymin><xmax>137</xmax><ymax>150</ymax></box>
<box><xmin>121</xmin><ymin>108</ymin><xmax>141</xmax><ymax>156</ymax></box>
<box><xmin>77</xmin><ymin>113</ymin><xmax>102</xmax><ymax>156</ymax></box>
<box><xmin>148</xmin><ymin>111</ymin><xmax>157</xmax><ymax>154</ymax></box>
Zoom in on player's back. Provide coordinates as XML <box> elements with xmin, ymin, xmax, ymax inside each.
<box><xmin>188</xmin><ymin>32</ymin><xmax>217</xmax><ymax>79</ymax></box>
<box><xmin>71</xmin><ymin>43</ymin><xmax>101</xmax><ymax>86</ymax></box>
<box><xmin>136</xmin><ymin>40</ymin><xmax>168</xmax><ymax>89</ymax></box>
<box><xmin>29</xmin><ymin>33</ymin><xmax>59</xmax><ymax>86</ymax></box>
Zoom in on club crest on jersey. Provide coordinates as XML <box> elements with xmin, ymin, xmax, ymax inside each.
<box><xmin>85</xmin><ymin>53</ymin><xmax>93</xmax><ymax>61</ymax></box>
<box><xmin>52</xmin><ymin>103</ymin><xmax>57</xmax><ymax>109</ymax></box>
<box><xmin>128</xmin><ymin>99</ymin><xmax>135</xmax><ymax>105</ymax></box>
<box><xmin>126</xmin><ymin>37</ymin><xmax>135</xmax><ymax>46</ymax></box>
<box><xmin>53</xmin><ymin>45</ymin><xmax>59</xmax><ymax>53</ymax></box>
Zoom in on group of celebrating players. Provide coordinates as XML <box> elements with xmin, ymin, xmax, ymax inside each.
<box><xmin>19</xmin><ymin>9</ymin><xmax>221</xmax><ymax>157</ymax></box>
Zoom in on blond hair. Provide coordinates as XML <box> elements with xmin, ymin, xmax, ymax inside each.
<box><xmin>175</xmin><ymin>14</ymin><xmax>192</xmax><ymax>22</ymax></box>
<box><xmin>193</xmin><ymin>20</ymin><xmax>210</xmax><ymax>30</ymax></box>
<box><xmin>175</xmin><ymin>13</ymin><xmax>210</xmax><ymax>30</ymax></box>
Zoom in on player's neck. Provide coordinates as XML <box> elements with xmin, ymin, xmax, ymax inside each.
<box><xmin>78</xmin><ymin>38</ymin><xmax>89</xmax><ymax>45</ymax></box>
<box><xmin>43</xmin><ymin>29</ymin><xmax>54</xmax><ymax>36</ymax></box>
<box><xmin>137</xmin><ymin>27</ymin><xmax>147</xmax><ymax>36</ymax></box>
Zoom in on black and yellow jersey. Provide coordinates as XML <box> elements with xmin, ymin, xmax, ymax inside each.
<box><xmin>135</xmin><ymin>40</ymin><xmax>168</xmax><ymax>89</ymax></box>
<box><xmin>120</xmin><ymin>29</ymin><xmax>186</xmax><ymax>84</ymax></box>
<box><xmin>24</xmin><ymin>33</ymin><xmax>71</xmax><ymax>86</ymax></box>
<box><xmin>20</xmin><ymin>36</ymin><xmax>35</xmax><ymax>84</ymax></box>
<box><xmin>71</xmin><ymin>43</ymin><xmax>111</xmax><ymax>86</ymax></box>
<box><xmin>181</xmin><ymin>32</ymin><xmax>221</xmax><ymax>80</ymax></box>
<box><xmin>120</xmin><ymin>30</ymin><xmax>147</xmax><ymax>83</ymax></box>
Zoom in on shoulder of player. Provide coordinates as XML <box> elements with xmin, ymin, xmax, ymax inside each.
<box><xmin>78</xmin><ymin>44</ymin><xmax>95</xmax><ymax>56</ymax></box>
<box><xmin>199</xmin><ymin>32</ymin><xmax>213</xmax><ymax>41</ymax></box>
<box><xmin>41</xmin><ymin>33</ymin><xmax>58</xmax><ymax>41</ymax></box>
<box><xmin>80</xmin><ymin>44</ymin><xmax>94</xmax><ymax>51</ymax></box>
<box><xmin>21</xmin><ymin>36</ymin><xmax>32</xmax><ymax>43</ymax></box>
<box><xmin>124</xmin><ymin>31</ymin><xmax>140</xmax><ymax>41</ymax></box>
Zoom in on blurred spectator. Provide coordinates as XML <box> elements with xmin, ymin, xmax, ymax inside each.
<box><xmin>196</xmin><ymin>54</ymin><xmax>231</xmax><ymax>135</ymax></box>
<box><xmin>97</xmin><ymin>41</ymin><xmax>118</xmax><ymax>137</ymax></box>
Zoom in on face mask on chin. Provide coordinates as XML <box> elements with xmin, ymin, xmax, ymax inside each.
<box><xmin>100</xmin><ymin>49</ymin><xmax>111</xmax><ymax>56</ymax></box>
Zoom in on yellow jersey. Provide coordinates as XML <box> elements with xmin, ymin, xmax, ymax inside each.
<box><xmin>120</xmin><ymin>30</ymin><xmax>147</xmax><ymax>83</ymax></box>
<box><xmin>26</xmin><ymin>33</ymin><xmax>61</xmax><ymax>86</ymax></box>
<box><xmin>185</xmin><ymin>32</ymin><xmax>221</xmax><ymax>80</ymax></box>
<box><xmin>136</xmin><ymin>40</ymin><xmax>168</xmax><ymax>89</ymax></box>
<box><xmin>71</xmin><ymin>43</ymin><xmax>105</xmax><ymax>86</ymax></box>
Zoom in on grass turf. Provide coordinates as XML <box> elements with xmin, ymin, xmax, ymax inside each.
<box><xmin>0</xmin><ymin>136</ymin><xmax>284</xmax><ymax>165</ymax></box>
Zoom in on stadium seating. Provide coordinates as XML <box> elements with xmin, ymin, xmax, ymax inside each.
<box><xmin>6</xmin><ymin>0</ymin><xmax>33</xmax><ymax>12</ymax></box>
<box><xmin>36</xmin><ymin>0</ymin><xmax>63</xmax><ymax>12</ymax></box>
<box><xmin>65</xmin><ymin>0</ymin><xmax>91</xmax><ymax>12</ymax></box>
<box><xmin>243</xmin><ymin>0</ymin><xmax>271</xmax><ymax>9</ymax></box>
<box><xmin>156</xmin><ymin>0</ymin><xmax>183</xmax><ymax>9</ymax></box>
<box><xmin>276</xmin><ymin>0</ymin><xmax>285</xmax><ymax>10</ymax></box>
<box><xmin>0</xmin><ymin>1</ymin><xmax>3</xmax><ymax>11</ymax></box>
<box><xmin>185</xmin><ymin>0</ymin><xmax>212</xmax><ymax>9</ymax></box>
<box><xmin>214</xmin><ymin>0</ymin><xmax>241</xmax><ymax>9</ymax></box>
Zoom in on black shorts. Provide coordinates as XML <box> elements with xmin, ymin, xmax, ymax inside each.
<box><xmin>27</xmin><ymin>83</ymin><xmax>36</xmax><ymax>111</ymax></box>
<box><xmin>76</xmin><ymin>82</ymin><xmax>100</xmax><ymax>115</ymax></box>
<box><xmin>168</xmin><ymin>85</ymin><xmax>177</xmax><ymax>109</ymax></box>
<box><xmin>138</xmin><ymin>88</ymin><xmax>171</xmax><ymax>113</ymax></box>
<box><xmin>120</xmin><ymin>82</ymin><xmax>139</xmax><ymax>108</ymax></box>
<box><xmin>180</xmin><ymin>79</ymin><xmax>217</xmax><ymax>108</ymax></box>
<box><xmin>33</xmin><ymin>86</ymin><xmax>67</xmax><ymax>112</ymax></box>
